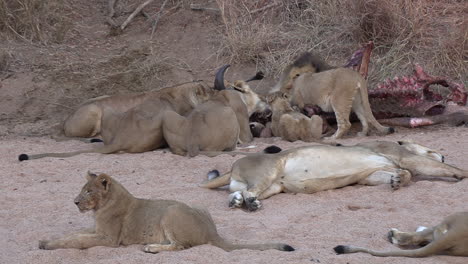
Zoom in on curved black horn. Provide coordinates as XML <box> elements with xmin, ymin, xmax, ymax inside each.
<box><xmin>214</xmin><ymin>64</ymin><xmax>231</xmax><ymax>90</ymax></box>
<box><xmin>245</xmin><ymin>71</ymin><xmax>265</xmax><ymax>82</ymax></box>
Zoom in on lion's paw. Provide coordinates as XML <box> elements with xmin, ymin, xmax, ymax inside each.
<box><xmin>245</xmin><ymin>197</ymin><xmax>262</xmax><ymax>212</ymax></box>
<box><xmin>228</xmin><ymin>191</ymin><xmax>244</xmax><ymax>208</ymax></box>
<box><xmin>390</xmin><ymin>174</ymin><xmax>402</xmax><ymax>190</ymax></box>
<box><xmin>38</xmin><ymin>240</ymin><xmax>50</xmax><ymax>250</ymax></box>
<box><xmin>387</xmin><ymin>228</ymin><xmax>401</xmax><ymax>245</ymax></box>
<box><xmin>143</xmin><ymin>244</ymin><xmax>159</xmax><ymax>254</ymax></box>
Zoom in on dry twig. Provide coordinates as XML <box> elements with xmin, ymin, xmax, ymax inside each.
<box><xmin>150</xmin><ymin>0</ymin><xmax>169</xmax><ymax>39</ymax></box>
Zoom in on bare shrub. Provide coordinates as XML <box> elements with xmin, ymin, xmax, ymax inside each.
<box><xmin>0</xmin><ymin>0</ymin><xmax>72</xmax><ymax>43</ymax></box>
<box><xmin>215</xmin><ymin>0</ymin><xmax>467</xmax><ymax>88</ymax></box>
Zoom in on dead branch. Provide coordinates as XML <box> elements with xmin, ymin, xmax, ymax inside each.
<box><xmin>151</xmin><ymin>0</ymin><xmax>169</xmax><ymax>39</ymax></box>
<box><xmin>120</xmin><ymin>0</ymin><xmax>155</xmax><ymax>30</ymax></box>
<box><xmin>190</xmin><ymin>4</ymin><xmax>220</xmax><ymax>12</ymax></box>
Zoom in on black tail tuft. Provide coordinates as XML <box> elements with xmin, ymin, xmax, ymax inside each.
<box><xmin>333</xmin><ymin>245</ymin><xmax>346</xmax><ymax>254</ymax></box>
<box><xmin>282</xmin><ymin>244</ymin><xmax>295</xmax><ymax>252</ymax></box>
<box><xmin>18</xmin><ymin>154</ymin><xmax>29</xmax><ymax>161</ymax></box>
<box><xmin>388</xmin><ymin>127</ymin><xmax>395</xmax><ymax>134</ymax></box>
<box><xmin>207</xmin><ymin>170</ymin><xmax>220</xmax><ymax>180</ymax></box>
<box><xmin>263</xmin><ymin>145</ymin><xmax>282</xmax><ymax>154</ymax></box>
<box><xmin>335</xmin><ymin>143</ymin><xmax>343</xmax><ymax>146</ymax></box>
<box><xmin>90</xmin><ymin>138</ymin><xmax>103</xmax><ymax>143</ymax></box>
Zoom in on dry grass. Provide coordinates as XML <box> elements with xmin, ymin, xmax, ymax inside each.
<box><xmin>0</xmin><ymin>50</ymin><xmax>11</xmax><ymax>73</ymax></box>
<box><xmin>0</xmin><ymin>0</ymin><xmax>72</xmax><ymax>43</ymax></box>
<box><xmin>215</xmin><ymin>0</ymin><xmax>468</xmax><ymax>88</ymax></box>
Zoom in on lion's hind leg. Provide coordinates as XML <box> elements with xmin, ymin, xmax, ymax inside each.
<box><xmin>144</xmin><ymin>241</ymin><xmax>184</xmax><ymax>254</ymax></box>
<box><xmin>334</xmin><ymin>227</ymin><xmax>456</xmax><ymax>257</ymax></box>
<box><xmin>327</xmin><ymin>95</ymin><xmax>354</xmax><ymax>139</ymax></box>
<box><xmin>358</xmin><ymin>168</ymin><xmax>411</xmax><ymax>190</ymax></box>
<box><xmin>388</xmin><ymin>227</ymin><xmax>434</xmax><ymax>247</ymax></box>
<box><xmin>63</xmin><ymin>104</ymin><xmax>102</xmax><ymax>138</ymax></box>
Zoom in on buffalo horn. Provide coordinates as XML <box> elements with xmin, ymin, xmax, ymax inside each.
<box><xmin>214</xmin><ymin>64</ymin><xmax>231</xmax><ymax>90</ymax></box>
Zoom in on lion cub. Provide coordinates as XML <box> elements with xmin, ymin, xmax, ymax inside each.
<box><xmin>266</xmin><ymin>92</ymin><xmax>323</xmax><ymax>142</ymax></box>
<box><xmin>334</xmin><ymin>212</ymin><xmax>468</xmax><ymax>257</ymax></box>
<box><xmin>39</xmin><ymin>172</ymin><xmax>294</xmax><ymax>253</ymax></box>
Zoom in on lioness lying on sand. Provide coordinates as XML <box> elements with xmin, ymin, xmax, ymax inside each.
<box><xmin>39</xmin><ymin>172</ymin><xmax>294</xmax><ymax>253</ymax></box>
<box><xmin>201</xmin><ymin>141</ymin><xmax>467</xmax><ymax>211</ymax></box>
<box><xmin>334</xmin><ymin>212</ymin><xmax>468</xmax><ymax>257</ymax></box>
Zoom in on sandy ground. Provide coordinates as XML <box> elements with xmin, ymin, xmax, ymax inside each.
<box><xmin>1</xmin><ymin>124</ymin><xmax>467</xmax><ymax>264</ymax></box>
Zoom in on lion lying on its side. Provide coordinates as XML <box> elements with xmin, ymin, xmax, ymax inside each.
<box><xmin>39</xmin><ymin>172</ymin><xmax>294</xmax><ymax>253</ymax></box>
<box><xmin>201</xmin><ymin>141</ymin><xmax>468</xmax><ymax>211</ymax></box>
<box><xmin>334</xmin><ymin>212</ymin><xmax>468</xmax><ymax>257</ymax></box>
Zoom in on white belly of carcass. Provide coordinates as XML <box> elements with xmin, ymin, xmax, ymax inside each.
<box><xmin>281</xmin><ymin>147</ymin><xmax>394</xmax><ymax>193</ymax></box>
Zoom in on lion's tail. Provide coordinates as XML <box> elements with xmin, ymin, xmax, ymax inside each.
<box><xmin>212</xmin><ymin>236</ymin><xmax>294</xmax><ymax>252</ymax></box>
<box><xmin>199</xmin><ymin>170</ymin><xmax>231</xmax><ymax>189</ymax></box>
<box><xmin>18</xmin><ymin>145</ymin><xmax>119</xmax><ymax>161</ymax></box>
<box><xmin>357</xmin><ymin>80</ymin><xmax>395</xmax><ymax>135</ymax></box>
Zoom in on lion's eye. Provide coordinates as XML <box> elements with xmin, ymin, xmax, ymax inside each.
<box><xmin>86</xmin><ymin>190</ymin><xmax>92</xmax><ymax>195</ymax></box>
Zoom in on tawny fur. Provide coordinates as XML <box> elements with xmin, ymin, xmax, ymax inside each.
<box><xmin>39</xmin><ymin>172</ymin><xmax>294</xmax><ymax>253</ymax></box>
<box><xmin>266</xmin><ymin>92</ymin><xmax>322</xmax><ymax>142</ymax></box>
<box><xmin>287</xmin><ymin>68</ymin><xmax>394</xmax><ymax>139</ymax></box>
<box><xmin>201</xmin><ymin>141</ymin><xmax>468</xmax><ymax>211</ymax></box>
<box><xmin>162</xmin><ymin>90</ymin><xmax>249</xmax><ymax>157</ymax></box>
<box><xmin>334</xmin><ymin>212</ymin><xmax>468</xmax><ymax>257</ymax></box>
<box><xmin>19</xmin><ymin>67</ymin><xmax>270</xmax><ymax>160</ymax></box>
<box><xmin>271</xmin><ymin>52</ymin><xmax>393</xmax><ymax>139</ymax></box>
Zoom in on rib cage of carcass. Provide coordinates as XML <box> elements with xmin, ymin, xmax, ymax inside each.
<box><xmin>346</xmin><ymin>42</ymin><xmax>467</xmax><ymax>119</ymax></box>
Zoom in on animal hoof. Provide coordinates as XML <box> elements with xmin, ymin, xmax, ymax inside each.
<box><xmin>245</xmin><ymin>197</ymin><xmax>261</xmax><ymax>211</ymax></box>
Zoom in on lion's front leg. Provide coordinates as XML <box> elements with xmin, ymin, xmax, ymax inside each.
<box><xmin>39</xmin><ymin>232</ymin><xmax>116</xmax><ymax>250</ymax></box>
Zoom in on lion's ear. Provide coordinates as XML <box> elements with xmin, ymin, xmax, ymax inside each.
<box><xmin>397</xmin><ymin>141</ymin><xmax>409</xmax><ymax>145</ymax></box>
<box><xmin>233</xmin><ymin>81</ymin><xmax>248</xmax><ymax>93</ymax></box>
<box><xmin>96</xmin><ymin>173</ymin><xmax>112</xmax><ymax>191</ymax></box>
<box><xmin>86</xmin><ymin>171</ymin><xmax>98</xmax><ymax>181</ymax></box>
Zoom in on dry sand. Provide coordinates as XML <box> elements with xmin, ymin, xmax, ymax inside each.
<box><xmin>1</xmin><ymin>125</ymin><xmax>467</xmax><ymax>264</ymax></box>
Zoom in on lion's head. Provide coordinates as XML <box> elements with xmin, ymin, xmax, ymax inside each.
<box><xmin>74</xmin><ymin>172</ymin><xmax>112</xmax><ymax>212</ymax></box>
<box><xmin>397</xmin><ymin>141</ymin><xmax>444</xmax><ymax>162</ymax></box>
<box><xmin>271</xmin><ymin>52</ymin><xmax>335</xmax><ymax>93</ymax></box>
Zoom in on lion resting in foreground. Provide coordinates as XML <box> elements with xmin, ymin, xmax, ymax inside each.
<box><xmin>334</xmin><ymin>212</ymin><xmax>468</xmax><ymax>257</ymax></box>
<box><xmin>39</xmin><ymin>172</ymin><xmax>294</xmax><ymax>253</ymax></box>
<box><xmin>271</xmin><ymin>52</ymin><xmax>393</xmax><ymax>139</ymax></box>
<box><xmin>201</xmin><ymin>141</ymin><xmax>468</xmax><ymax>211</ymax></box>
<box><xmin>266</xmin><ymin>91</ymin><xmax>323</xmax><ymax>142</ymax></box>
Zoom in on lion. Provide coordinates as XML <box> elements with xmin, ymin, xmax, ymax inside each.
<box><xmin>161</xmin><ymin>67</ymin><xmax>266</xmax><ymax>156</ymax></box>
<box><xmin>38</xmin><ymin>171</ymin><xmax>295</xmax><ymax>253</ymax></box>
<box><xmin>270</xmin><ymin>52</ymin><xmax>335</xmax><ymax>93</ymax></box>
<box><xmin>334</xmin><ymin>212</ymin><xmax>468</xmax><ymax>257</ymax></box>
<box><xmin>200</xmin><ymin>141</ymin><xmax>468</xmax><ymax>211</ymax></box>
<box><xmin>266</xmin><ymin>91</ymin><xmax>323</xmax><ymax>142</ymax></box>
<box><xmin>62</xmin><ymin>81</ymin><xmax>208</xmax><ymax>139</ymax></box>
<box><xmin>18</xmin><ymin>66</ymin><xmax>268</xmax><ymax>161</ymax></box>
<box><xmin>271</xmin><ymin>52</ymin><xmax>394</xmax><ymax>139</ymax></box>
